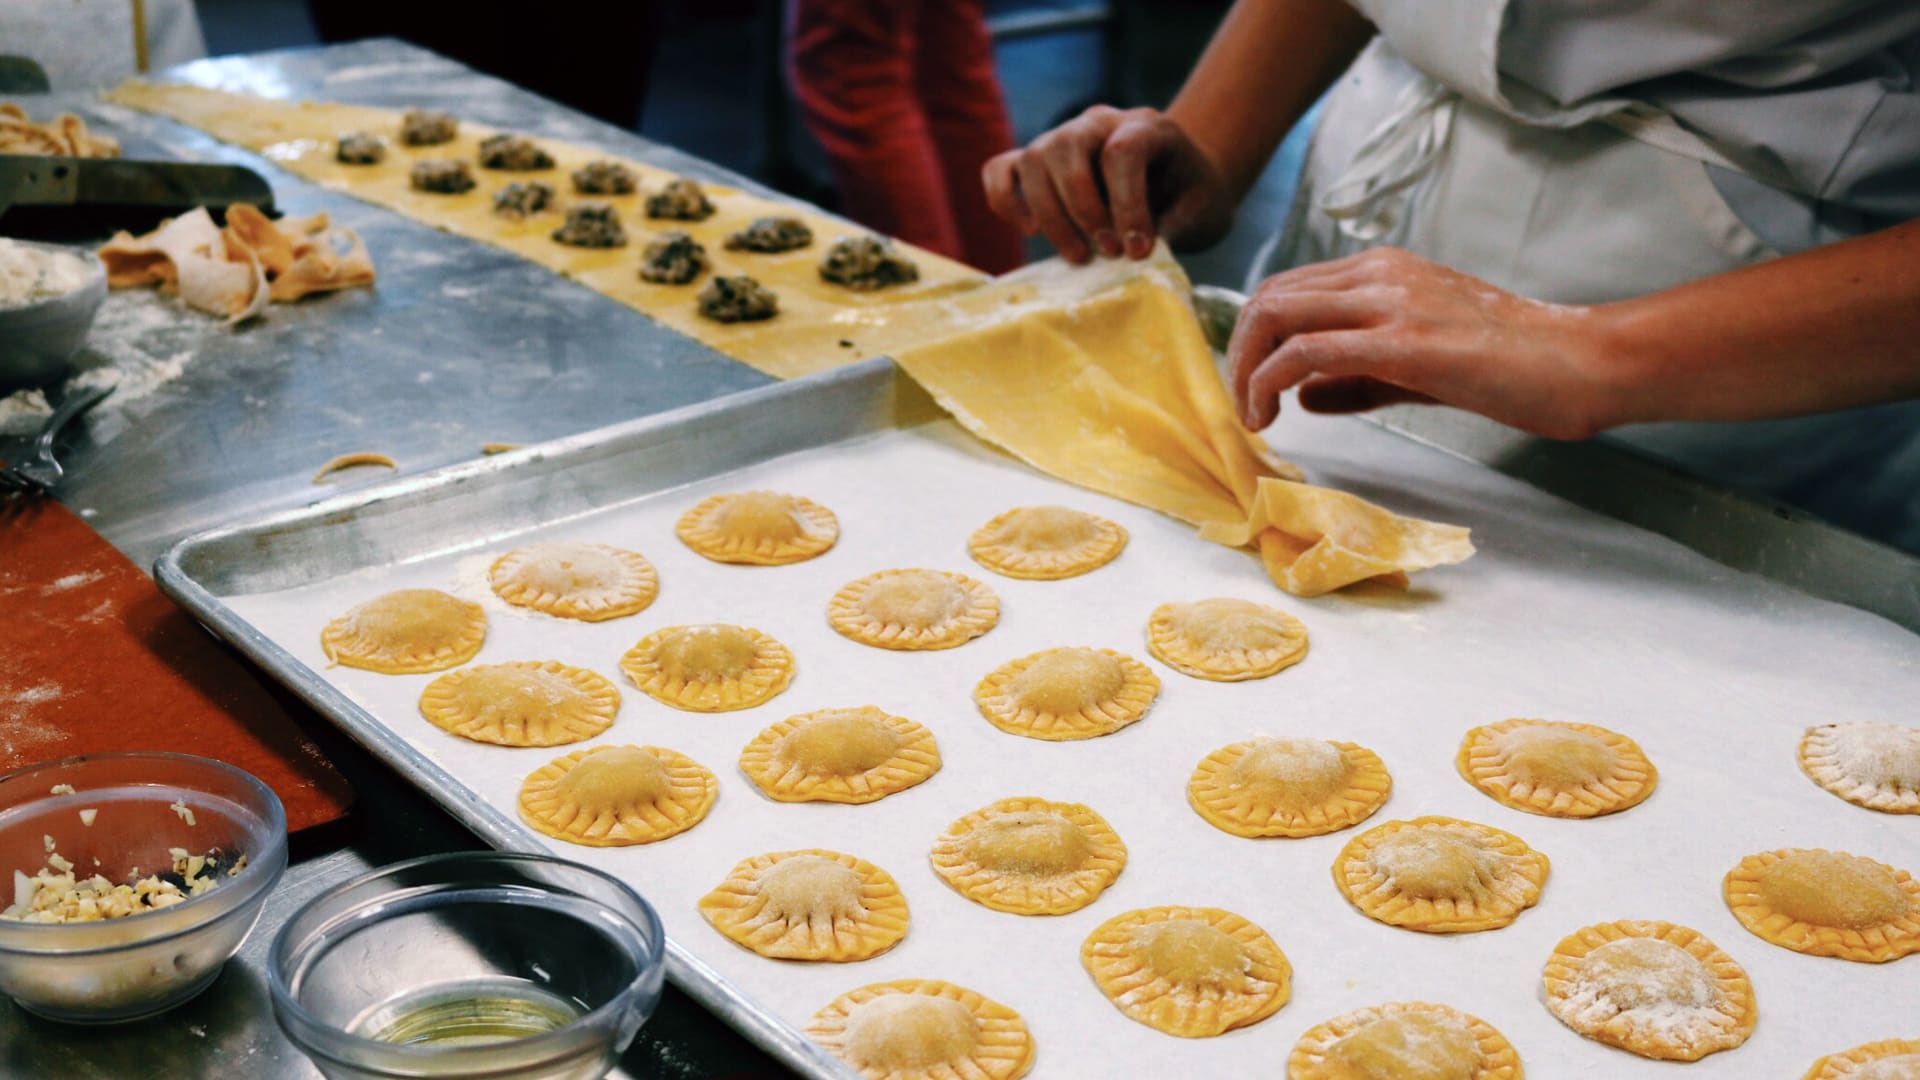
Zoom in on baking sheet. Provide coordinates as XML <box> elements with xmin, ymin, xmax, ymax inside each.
<box><xmin>186</xmin><ymin>374</ymin><xmax>1920</xmax><ymax>1078</ymax></box>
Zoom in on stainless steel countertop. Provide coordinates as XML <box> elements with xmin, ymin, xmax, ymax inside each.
<box><xmin>2</xmin><ymin>39</ymin><xmax>794</xmax><ymax>1079</ymax></box>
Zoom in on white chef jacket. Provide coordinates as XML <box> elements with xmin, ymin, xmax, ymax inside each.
<box><xmin>0</xmin><ymin>0</ymin><xmax>206</xmax><ymax>91</ymax></box>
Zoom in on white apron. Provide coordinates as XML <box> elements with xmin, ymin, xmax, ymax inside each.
<box><xmin>1251</xmin><ymin>1</ymin><xmax>1920</xmax><ymax>554</ymax></box>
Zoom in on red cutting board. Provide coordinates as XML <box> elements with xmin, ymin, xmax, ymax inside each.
<box><xmin>0</xmin><ymin>498</ymin><xmax>354</xmax><ymax>834</ymax></box>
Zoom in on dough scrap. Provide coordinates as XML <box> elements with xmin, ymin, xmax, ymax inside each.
<box><xmin>1456</xmin><ymin>719</ymin><xmax>1656</xmax><ymax>818</ymax></box>
<box><xmin>1723</xmin><ymin>848</ymin><xmax>1920</xmax><ymax>963</ymax></box>
<box><xmin>1189</xmin><ymin>736</ymin><xmax>1391</xmax><ymax>838</ymax></box>
<box><xmin>676</xmin><ymin>490</ymin><xmax>839</xmax><ymax>565</ymax></box>
<box><xmin>619</xmin><ymin>623</ymin><xmax>794</xmax><ymax>712</ymax></box>
<box><xmin>1081</xmin><ymin>905</ymin><xmax>1291</xmax><ymax>1037</ymax></box>
<box><xmin>418</xmin><ymin>660</ymin><xmax>618</xmax><ymax>747</ymax></box>
<box><xmin>930</xmin><ymin>796</ymin><xmax>1126</xmax><ymax>915</ymax></box>
<box><xmin>1333</xmin><ymin>816</ymin><xmax>1549</xmax><ymax>934</ymax></box>
<box><xmin>0</xmin><ymin>104</ymin><xmax>119</xmax><ymax>157</ymax></box>
<box><xmin>967</xmin><ymin>505</ymin><xmax>1127</xmax><ymax>580</ymax></box>
<box><xmin>321</xmin><ymin>588</ymin><xmax>486</xmax><ymax>674</ymax></box>
<box><xmin>488</xmin><ymin>542</ymin><xmax>658</xmax><ymax>622</ymax></box>
<box><xmin>807</xmin><ymin>979</ymin><xmax>1034</xmax><ymax>1080</ymax></box>
<box><xmin>1543</xmin><ymin>920</ymin><xmax>1755</xmax><ymax>1062</ymax></box>
<box><xmin>311</xmin><ymin>451</ymin><xmax>396</xmax><ymax>483</ymax></box>
<box><xmin>1147</xmin><ymin>597</ymin><xmax>1308</xmax><ymax>681</ymax></box>
<box><xmin>518</xmin><ymin>744</ymin><xmax>715</xmax><ymax>846</ymax></box>
<box><xmin>698</xmin><ymin>849</ymin><xmax>908</xmax><ymax>962</ymax></box>
<box><xmin>973</xmin><ymin>646</ymin><xmax>1160</xmax><ymax>741</ymax></box>
<box><xmin>1801</xmin><ymin>1039</ymin><xmax>1920</xmax><ymax>1080</ymax></box>
<box><xmin>1799</xmin><ymin>721</ymin><xmax>1920</xmax><ymax>814</ymax></box>
<box><xmin>739</xmin><ymin>706</ymin><xmax>939</xmax><ymax>804</ymax></box>
<box><xmin>829</xmin><ymin>568</ymin><xmax>999</xmax><ymax>650</ymax></box>
<box><xmin>1287</xmin><ymin>1001</ymin><xmax>1523</xmax><ymax>1080</ymax></box>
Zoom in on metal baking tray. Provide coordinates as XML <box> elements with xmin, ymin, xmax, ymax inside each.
<box><xmin>157</xmin><ymin>356</ymin><xmax>1920</xmax><ymax>1080</ymax></box>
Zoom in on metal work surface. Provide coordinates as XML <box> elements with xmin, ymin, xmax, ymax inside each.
<box><xmin>164</xmin><ymin>359</ymin><xmax>1918</xmax><ymax>1079</ymax></box>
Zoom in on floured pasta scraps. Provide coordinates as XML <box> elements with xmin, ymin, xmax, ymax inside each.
<box><xmin>518</xmin><ymin>744</ymin><xmax>715</xmax><ymax>846</ymax></box>
<box><xmin>1081</xmin><ymin>905</ymin><xmax>1291</xmax><ymax>1037</ymax></box>
<box><xmin>1723</xmin><ymin>848</ymin><xmax>1920</xmax><ymax>963</ymax></box>
<box><xmin>311</xmin><ymin>451</ymin><xmax>396</xmax><ymax>483</ymax></box>
<box><xmin>1287</xmin><ymin>1001</ymin><xmax>1522</xmax><ymax>1080</ymax></box>
<box><xmin>1801</xmin><ymin>1039</ymin><xmax>1920</xmax><ymax>1080</ymax></box>
<box><xmin>930</xmin><ymin>796</ymin><xmax>1125</xmax><ymax>915</ymax></box>
<box><xmin>698</xmin><ymin>849</ymin><xmax>908</xmax><ymax>962</ymax></box>
<box><xmin>1457</xmin><ymin>719</ymin><xmax>1656</xmax><ymax>818</ymax></box>
<box><xmin>418</xmin><ymin>660</ymin><xmax>618</xmax><ymax>747</ymax></box>
<box><xmin>1334</xmin><ymin>816</ymin><xmax>1550</xmax><ymax>934</ymax></box>
<box><xmin>1147</xmin><ymin>597</ymin><xmax>1308</xmax><ymax>681</ymax></box>
<box><xmin>829</xmin><ymin>568</ymin><xmax>999</xmax><ymax>650</ymax></box>
<box><xmin>1189</xmin><ymin>736</ymin><xmax>1391</xmax><ymax>838</ymax></box>
<box><xmin>0</xmin><ymin>104</ymin><xmax>119</xmax><ymax>157</ymax></box>
<box><xmin>739</xmin><ymin>706</ymin><xmax>938</xmax><ymax>804</ymax></box>
<box><xmin>967</xmin><ymin>505</ymin><xmax>1126</xmax><ymax>580</ymax></box>
<box><xmin>974</xmin><ymin>646</ymin><xmax>1159</xmax><ymax>741</ymax></box>
<box><xmin>677</xmin><ymin>490</ymin><xmax>839</xmax><ymax>565</ymax></box>
<box><xmin>99</xmin><ymin>204</ymin><xmax>375</xmax><ymax>321</ymax></box>
<box><xmin>1543</xmin><ymin>919</ymin><xmax>1755</xmax><ymax>1062</ymax></box>
<box><xmin>321</xmin><ymin>588</ymin><xmax>486</xmax><ymax>674</ymax></box>
<box><xmin>1799</xmin><ymin>721</ymin><xmax>1920</xmax><ymax>814</ymax></box>
<box><xmin>620</xmin><ymin>623</ymin><xmax>794</xmax><ymax>711</ymax></box>
<box><xmin>807</xmin><ymin>979</ymin><xmax>1034</xmax><ymax>1080</ymax></box>
<box><xmin>488</xmin><ymin>541</ymin><xmax>659</xmax><ymax>622</ymax></box>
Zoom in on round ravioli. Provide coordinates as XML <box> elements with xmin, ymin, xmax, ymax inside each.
<box><xmin>1802</xmin><ymin>1039</ymin><xmax>1920</xmax><ymax>1080</ymax></box>
<box><xmin>488</xmin><ymin>542</ymin><xmax>658</xmax><ymax>621</ymax></box>
<box><xmin>739</xmin><ymin>706</ymin><xmax>940</xmax><ymax>804</ymax></box>
<box><xmin>930</xmin><ymin>797</ymin><xmax>1126</xmax><ymax>915</ymax></box>
<box><xmin>973</xmin><ymin>647</ymin><xmax>1160</xmax><ymax>741</ymax></box>
<box><xmin>1334</xmin><ymin>816</ymin><xmax>1550</xmax><ymax>934</ymax></box>
<box><xmin>418</xmin><ymin>660</ymin><xmax>618</xmax><ymax>746</ymax></box>
<box><xmin>807</xmin><ymin>979</ymin><xmax>1034</xmax><ymax>1080</ymax></box>
<box><xmin>322</xmin><ymin>588</ymin><xmax>486</xmax><ymax>674</ymax></box>
<box><xmin>966</xmin><ymin>505</ymin><xmax>1127</xmax><ymax>580</ymax></box>
<box><xmin>1800</xmin><ymin>721</ymin><xmax>1920</xmax><ymax>814</ymax></box>
<box><xmin>829</xmin><ymin>568</ymin><xmax>1000</xmax><ymax>650</ymax></box>
<box><xmin>619</xmin><ymin>623</ymin><xmax>794</xmax><ymax>712</ymax></box>
<box><xmin>1543</xmin><ymin>920</ymin><xmax>1755</xmax><ymax>1061</ymax></box>
<box><xmin>518</xmin><ymin>744</ymin><xmax>716</xmax><ymax>847</ymax></box>
<box><xmin>1723</xmin><ymin>848</ymin><xmax>1920</xmax><ymax>962</ymax></box>
<box><xmin>1189</xmin><ymin>736</ymin><xmax>1391</xmax><ymax>838</ymax></box>
<box><xmin>1081</xmin><ymin>905</ymin><xmax>1291</xmax><ymax>1037</ymax></box>
<box><xmin>698</xmin><ymin>849</ymin><xmax>909</xmax><ymax>962</ymax></box>
<box><xmin>1288</xmin><ymin>1001</ymin><xmax>1523</xmax><ymax>1080</ymax></box>
<box><xmin>1146</xmin><ymin>597</ymin><xmax>1308</xmax><ymax>681</ymax></box>
<box><xmin>677</xmin><ymin>490</ymin><xmax>839</xmax><ymax>566</ymax></box>
<box><xmin>1456</xmin><ymin>719</ymin><xmax>1656</xmax><ymax>818</ymax></box>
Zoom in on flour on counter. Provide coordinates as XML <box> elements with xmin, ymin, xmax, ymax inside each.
<box><xmin>0</xmin><ymin>290</ymin><xmax>219</xmax><ymax>445</ymax></box>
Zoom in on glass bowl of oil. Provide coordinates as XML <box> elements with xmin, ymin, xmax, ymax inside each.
<box><xmin>268</xmin><ymin>851</ymin><xmax>665</xmax><ymax>1080</ymax></box>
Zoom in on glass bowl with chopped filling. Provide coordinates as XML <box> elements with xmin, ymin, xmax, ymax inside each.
<box><xmin>0</xmin><ymin>237</ymin><xmax>107</xmax><ymax>390</ymax></box>
<box><xmin>0</xmin><ymin>751</ymin><xmax>288</xmax><ymax>1022</ymax></box>
<box><xmin>270</xmin><ymin>852</ymin><xmax>665</xmax><ymax>1080</ymax></box>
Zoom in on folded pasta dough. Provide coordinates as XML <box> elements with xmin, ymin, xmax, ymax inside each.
<box><xmin>100</xmin><ymin>204</ymin><xmax>376</xmax><ymax>320</ymax></box>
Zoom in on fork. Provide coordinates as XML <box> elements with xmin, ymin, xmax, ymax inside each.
<box><xmin>0</xmin><ymin>383</ymin><xmax>115</xmax><ymax>495</ymax></box>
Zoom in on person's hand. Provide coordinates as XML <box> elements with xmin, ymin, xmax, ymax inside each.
<box><xmin>982</xmin><ymin>105</ymin><xmax>1233</xmax><ymax>265</ymax></box>
<box><xmin>1228</xmin><ymin>248</ymin><xmax>1626</xmax><ymax>440</ymax></box>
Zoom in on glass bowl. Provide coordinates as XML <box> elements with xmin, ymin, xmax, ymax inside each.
<box><xmin>270</xmin><ymin>852</ymin><xmax>666</xmax><ymax>1080</ymax></box>
<box><xmin>0</xmin><ymin>240</ymin><xmax>107</xmax><ymax>390</ymax></box>
<box><xmin>0</xmin><ymin>751</ymin><xmax>289</xmax><ymax>1022</ymax></box>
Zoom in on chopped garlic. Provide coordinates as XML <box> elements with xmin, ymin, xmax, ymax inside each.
<box><xmin>169</xmin><ymin>800</ymin><xmax>197</xmax><ymax>826</ymax></box>
<box><xmin>42</xmin><ymin>835</ymin><xmax>54</xmax><ymax>853</ymax></box>
<box><xmin>3</xmin><ymin>844</ymin><xmax>241</xmax><ymax>923</ymax></box>
<box><xmin>78</xmin><ymin>808</ymin><xmax>97</xmax><ymax>826</ymax></box>
<box><xmin>49</xmin><ymin>783</ymin><xmax>76</xmax><ymax>796</ymax></box>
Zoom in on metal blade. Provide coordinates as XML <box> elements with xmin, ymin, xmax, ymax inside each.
<box><xmin>0</xmin><ymin>156</ymin><xmax>275</xmax><ymax>214</ymax></box>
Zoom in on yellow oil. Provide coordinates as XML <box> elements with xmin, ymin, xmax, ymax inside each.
<box><xmin>360</xmin><ymin>980</ymin><xmax>583</xmax><ymax>1047</ymax></box>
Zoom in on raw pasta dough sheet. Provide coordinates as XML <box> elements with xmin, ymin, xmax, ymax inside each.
<box><xmin>225</xmin><ymin>410</ymin><xmax>1919</xmax><ymax>1079</ymax></box>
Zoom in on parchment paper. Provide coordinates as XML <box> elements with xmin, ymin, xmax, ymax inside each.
<box><xmin>226</xmin><ymin>411</ymin><xmax>1920</xmax><ymax>1079</ymax></box>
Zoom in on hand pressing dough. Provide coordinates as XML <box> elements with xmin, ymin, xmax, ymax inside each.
<box><xmin>488</xmin><ymin>541</ymin><xmax>658</xmax><ymax>622</ymax></box>
<box><xmin>739</xmin><ymin>706</ymin><xmax>938</xmax><ymax>804</ymax></box>
<box><xmin>1189</xmin><ymin>736</ymin><xmax>1391</xmax><ymax>838</ymax></box>
<box><xmin>1801</xmin><ymin>1039</ymin><xmax>1920</xmax><ymax>1080</ymax></box>
<box><xmin>807</xmin><ymin>980</ymin><xmax>1034</xmax><ymax>1080</ymax></box>
<box><xmin>321</xmin><ymin>588</ymin><xmax>485</xmax><ymax>674</ymax></box>
<box><xmin>967</xmin><ymin>505</ymin><xmax>1126</xmax><ymax>580</ymax></box>
<box><xmin>1799</xmin><ymin>721</ymin><xmax>1920</xmax><ymax>814</ymax></box>
<box><xmin>929</xmin><ymin>796</ymin><xmax>1125</xmax><ymax>915</ymax></box>
<box><xmin>1081</xmin><ymin>905</ymin><xmax>1291</xmax><ymax>1037</ymax></box>
<box><xmin>1542</xmin><ymin>920</ymin><xmax>1755</xmax><ymax>1062</ymax></box>
<box><xmin>1288</xmin><ymin>1001</ymin><xmax>1523</xmax><ymax>1080</ymax></box>
<box><xmin>676</xmin><ymin>490</ymin><xmax>838</xmax><ymax>564</ymax></box>
<box><xmin>518</xmin><ymin>744</ymin><xmax>715</xmax><ymax>846</ymax></box>
<box><xmin>1456</xmin><ymin>719</ymin><xmax>1656</xmax><ymax>818</ymax></box>
<box><xmin>620</xmin><ymin>623</ymin><xmax>795</xmax><ymax>712</ymax></box>
<box><xmin>1723</xmin><ymin>848</ymin><xmax>1920</xmax><ymax>962</ymax></box>
<box><xmin>418</xmin><ymin>660</ymin><xmax>618</xmax><ymax>747</ymax></box>
<box><xmin>1147</xmin><ymin>597</ymin><xmax>1308</xmax><ymax>681</ymax></box>
<box><xmin>1334</xmin><ymin>816</ymin><xmax>1549</xmax><ymax>934</ymax></box>
<box><xmin>829</xmin><ymin>568</ymin><xmax>999</xmax><ymax>650</ymax></box>
<box><xmin>698</xmin><ymin>849</ymin><xmax>908</xmax><ymax>961</ymax></box>
<box><xmin>973</xmin><ymin>646</ymin><xmax>1159</xmax><ymax>741</ymax></box>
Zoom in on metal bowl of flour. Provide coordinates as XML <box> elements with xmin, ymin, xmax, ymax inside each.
<box><xmin>0</xmin><ymin>239</ymin><xmax>107</xmax><ymax>390</ymax></box>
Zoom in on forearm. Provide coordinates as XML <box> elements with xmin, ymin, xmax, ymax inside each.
<box><xmin>1595</xmin><ymin>218</ymin><xmax>1920</xmax><ymax>426</ymax></box>
<box><xmin>1167</xmin><ymin>0</ymin><xmax>1374</xmax><ymax>203</ymax></box>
